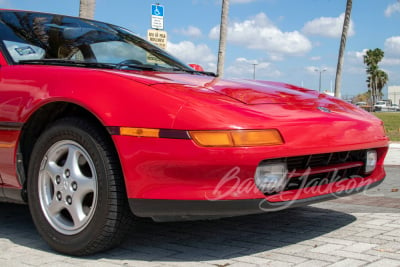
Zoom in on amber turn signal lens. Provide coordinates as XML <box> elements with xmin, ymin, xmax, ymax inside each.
<box><xmin>190</xmin><ymin>129</ymin><xmax>284</xmax><ymax>147</ymax></box>
<box><xmin>120</xmin><ymin>127</ymin><xmax>160</xmax><ymax>138</ymax></box>
<box><xmin>189</xmin><ymin>131</ymin><xmax>233</xmax><ymax>147</ymax></box>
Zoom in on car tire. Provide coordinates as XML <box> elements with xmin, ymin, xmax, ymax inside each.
<box><xmin>27</xmin><ymin>117</ymin><xmax>133</xmax><ymax>256</ymax></box>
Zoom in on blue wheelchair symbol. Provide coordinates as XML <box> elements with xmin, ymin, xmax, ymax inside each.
<box><xmin>152</xmin><ymin>4</ymin><xmax>164</xmax><ymax>17</ymax></box>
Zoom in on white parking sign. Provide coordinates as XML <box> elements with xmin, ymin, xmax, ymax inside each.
<box><xmin>151</xmin><ymin>4</ymin><xmax>164</xmax><ymax>30</ymax></box>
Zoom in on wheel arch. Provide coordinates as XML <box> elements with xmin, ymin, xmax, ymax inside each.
<box><xmin>18</xmin><ymin>101</ymin><xmax>121</xmax><ymax>201</ymax></box>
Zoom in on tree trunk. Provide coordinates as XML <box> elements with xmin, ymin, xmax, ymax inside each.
<box><xmin>334</xmin><ymin>0</ymin><xmax>352</xmax><ymax>98</ymax></box>
<box><xmin>373</xmin><ymin>79</ymin><xmax>376</xmax><ymax>105</ymax></box>
<box><xmin>79</xmin><ymin>0</ymin><xmax>96</xmax><ymax>19</ymax></box>
<box><xmin>217</xmin><ymin>0</ymin><xmax>230</xmax><ymax>77</ymax></box>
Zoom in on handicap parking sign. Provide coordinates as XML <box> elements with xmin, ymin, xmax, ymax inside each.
<box><xmin>151</xmin><ymin>4</ymin><xmax>164</xmax><ymax>30</ymax></box>
<box><xmin>152</xmin><ymin>4</ymin><xmax>164</xmax><ymax>17</ymax></box>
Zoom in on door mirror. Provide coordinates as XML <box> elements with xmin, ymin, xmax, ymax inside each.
<box><xmin>189</xmin><ymin>64</ymin><xmax>204</xmax><ymax>72</ymax></box>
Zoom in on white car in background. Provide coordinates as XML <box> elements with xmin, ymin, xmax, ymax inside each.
<box><xmin>374</xmin><ymin>101</ymin><xmax>388</xmax><ymax>111</ymax></box>
<box><xmin>389</xmin><ymin>104</ymin><xmax>400</xmax><ymax>112</ymax></box>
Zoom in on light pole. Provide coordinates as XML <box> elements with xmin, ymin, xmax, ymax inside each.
<box><xmin>315</xmin><ymin>68</ymin><xmax>327</xmax><ymax>92</ymax></box>
<box><xmin>252</xmin><ymin>63</ymin><xmax>258</xmax><ymax>80</ymax></box>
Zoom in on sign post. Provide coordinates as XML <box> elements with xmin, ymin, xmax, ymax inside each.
<box><xmin>147</xmin><ymin>4</ymin><xmax>167</xmax><ymax>63</ymax></box>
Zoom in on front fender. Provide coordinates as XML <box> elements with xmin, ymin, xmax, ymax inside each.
<box><xmin>2</xmin><ymin>66</ymin><xmax>186</xmax><ymax>128</ymax></box>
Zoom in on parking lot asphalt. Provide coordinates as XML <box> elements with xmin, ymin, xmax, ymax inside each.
<box><xmin>0</xmin><ymin>144</ymin><xmax>399</xmax><ymax>266</ymax></box>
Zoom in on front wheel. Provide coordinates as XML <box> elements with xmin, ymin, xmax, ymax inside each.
<box><xmin>27</xmin><ymin>118</ymin><xmax>132</xmax><ymax>255</ymax></box>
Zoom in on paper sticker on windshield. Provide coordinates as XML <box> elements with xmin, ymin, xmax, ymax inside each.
<box><xmin>15</xmin><ymin>46</ymin><xmax>36</xmax><ymax>56</ymax></box>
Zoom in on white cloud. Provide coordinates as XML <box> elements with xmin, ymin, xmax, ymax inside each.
<box><xmin>385</xmin><ymin>2</ymin><xmax>400</xmax><ymax>17</ymax></box>
<box><xmin>209</xmin><ymin>13</ymin><xmax>312</xmax><ymax>59</ymax></box>
<box><xmin>166</xmin><ymin>41</ymin><xmax>216</xmax><ymax>71</ymax></box>
<box><xmin>384</xmin><ymin>36</ymin><xmax>400</xmax><ymax>56</ymax></box>
<box><xmin>346</xmin><ymin>48</ymin><xmax>400</xmax><ymax>74</ymax></box>
<box><xmin>346</xmin><ymin>48</ymin><xmax>400</xmax><ymax>69</ymax></box>
<box><xmin>174</xmin><ymin>26</ymin><xmax>202</xmax><ymax>38</ymax></box>
<box><xmin>380</xmin><ymin>36</ymin><xmax>400</xmax><ymax>67</ymax></box>
<box><xmin>354</xmin><ymin>49</ymin><xmax>368</xmax><ymax>60</ymax></box>
<box><xmin>269</xmin><ymin>54</ymin><xmax>284</xmax><ymax>61</ymax></box>
<box><xmin>344</xmin><ymin>50</ymin><xmax>367</xmax><ymax>76</ymax></box>
<box><xmin>347</xmin><ymin>49</ymin><xmax>367</xmax><ymax>62</ymax></box>
<box><xmin>382</xmin><ymin>58</ymin><xmax>400</xmax><ymax>66</ymax></box>
<box><xmin>225</xmin><ymin>57</ymin><xmax>281</xmax><ymax>79</ymax></box>
<box><xmin>302</xmin><ymin>13</ymin><xmax>355</xmax><ymax>38</ymax></box>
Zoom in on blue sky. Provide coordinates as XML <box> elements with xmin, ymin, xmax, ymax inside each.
<box><xmin>1</xmin><ymin>0</ymin><xmax>400</xmax><ymax>98</ymax></box>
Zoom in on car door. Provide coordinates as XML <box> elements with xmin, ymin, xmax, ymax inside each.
<box><xmin>0</xmin><ymin>48</ymin><xmax>24</xmax><ymax>190</ymax></box>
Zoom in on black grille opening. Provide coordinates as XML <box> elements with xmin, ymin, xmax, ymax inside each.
<box><xmin>285</xmin><ymin>165</ymin><xmax>364</xmax><ymax>191</ymax></box>
<box><xmin>261</xmin><ymin>149</ymin><xmax>369</xmax><ymax>195</ymax></box>
<box><xmin>286</xmin><ymin>150</ymin><xmax>367</xmax><ymax>170</ymax></box>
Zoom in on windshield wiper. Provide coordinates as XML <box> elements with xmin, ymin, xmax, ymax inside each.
<box><xmin>19</xmin><ymin>59</ymin><xmax>119</xmax><ymax>69</ymax></box>
<box><xmin>116</xmin><ymin>63</ymin><xmax>189</xmax><ymax>73</ymax></box>
<box><xmin>115</xmin><ymin>63</ymin><xmax>160</xmax><ymax>71</ymax></box>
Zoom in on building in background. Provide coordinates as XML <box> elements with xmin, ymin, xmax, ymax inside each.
<box><xmin>388</xmin><ymin>86</ymin><xmax>400</xmax><ymax>106</ymax></box>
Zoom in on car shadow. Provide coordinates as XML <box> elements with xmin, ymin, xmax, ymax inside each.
<box><xmin>0</xmin><ymin>202</ymin><xmax>356</xmax><ymax>262</ymax></box>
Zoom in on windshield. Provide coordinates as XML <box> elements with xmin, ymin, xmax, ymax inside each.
<box><xmin>0</xmin><ymin>10</ymin><xmax>192</xmax><ymax>72</ymax></box>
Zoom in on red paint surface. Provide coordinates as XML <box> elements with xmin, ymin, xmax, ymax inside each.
<box><xmin>0</xmin><ymin>53</ymin><xmax>389</xmax><ymax>203</ymax></box>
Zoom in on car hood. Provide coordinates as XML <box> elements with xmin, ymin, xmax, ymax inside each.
<box><xmin>104</xmin><ymin>70</ymin><xmax>321</xmax><ymax>105</ymax></box>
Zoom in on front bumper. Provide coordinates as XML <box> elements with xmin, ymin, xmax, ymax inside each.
<box><xmin>112</xmin><ymin>134</ymin><xmax>388</xmax><ymax>219</ymax></box>
<box><xmin>129</xmin><ymin>178</ymin><xmax>384</xmax><ymax>221</ymax></box>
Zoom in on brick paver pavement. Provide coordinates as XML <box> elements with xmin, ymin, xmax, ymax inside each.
<box><xmin>0</xmin><ymin>165</ymin><xmax>399</xmax><ymax>266</ymax></box>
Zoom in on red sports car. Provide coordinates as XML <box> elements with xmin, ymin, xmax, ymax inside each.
<box><xmin>0</xmin><ymin>10</ymin><xmax>389</xmax><ymax>255</ymax></box>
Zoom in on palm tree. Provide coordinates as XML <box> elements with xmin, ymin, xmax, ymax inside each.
<box><xmin>363</xmin><ymin>48</ymin><xmax>388</xmax><ymax>103</ymax></box>
<box><xmin>334</xmin><ymin>0</ymin><xmax>352</xmax><ymax>98</ymax></box>
<box><xmin>364</xmin><ymin>49</ymin><xmax>384</xmax><ymax>68</ymax></box>
<box><xmin>79</xmin><ymin>0</ymin><xmax>96</xmax><ymax>19</ymax></box>
<box><xmin>375</xmin><ymin>70</ymin><xmax>389</xmax><ymax>99</ymax></box>
<box><xmin>217</xmin><ymin>0</ymin><xmax>230</xmax><ymax>77</ymax></box>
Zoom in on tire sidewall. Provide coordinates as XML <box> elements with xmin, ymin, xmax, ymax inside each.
<box><xmin>28</xmin><ymin>120</ymin><xmax>113</xmax><ymax>253</ymax></box>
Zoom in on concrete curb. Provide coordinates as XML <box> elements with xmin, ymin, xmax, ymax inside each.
<box><xmin>385</xmin><ymin>143</ymin><xmax>400</xmax><ymax>166</ymax></box>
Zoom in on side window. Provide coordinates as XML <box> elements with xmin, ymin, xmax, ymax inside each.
<box><xmin>3</xmin><ymin>40</ymin><xmax>45</xmax><ymax>62</ymax></box>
